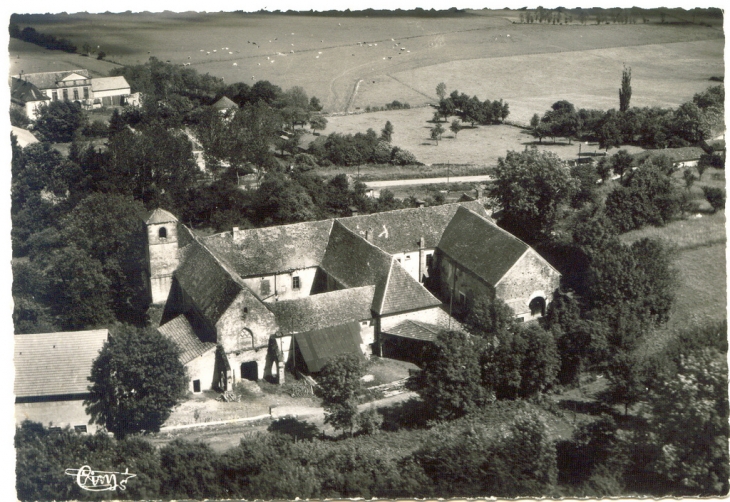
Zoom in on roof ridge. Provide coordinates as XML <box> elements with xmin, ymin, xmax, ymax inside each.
<box><xmin>377</xmin><ymin>258</ymin><xmax>396</xmax><ymax>314</ymax></box>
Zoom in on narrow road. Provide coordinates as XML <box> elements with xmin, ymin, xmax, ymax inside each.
<box><xmin>364</xmin><ymin>175</ymin><xmax>492</xmax><ymax>188</ymax></box>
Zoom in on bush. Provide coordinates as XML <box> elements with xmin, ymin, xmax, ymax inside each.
<box><xmin>293</xmin><ymin>152</ymin><xmax>319</xmax><ymax>168</ymax></box>
<box><xmin>357</xmin><ymin>406</ymin><xmax>384</xmax><ymax>434</ymax></box>
<box><xmin>391</xmin><ymin>147</ymin><xmax>418</xmax><ymax>165</ymax></box>
<box><xmin>703</xmin><ymin>186</ymin><xmax>726</xmax><ymax>213</ymax></box>
<box><xmin>83</xmin><ymin>119</ymin><xmax>109</xmax><ymax>138</ymax></box>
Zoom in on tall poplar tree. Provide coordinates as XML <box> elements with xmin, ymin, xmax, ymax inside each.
<box><xmin>619</xmin><ymin>65</ymin><xmax>632</xmax><ymax>112</ymax></box>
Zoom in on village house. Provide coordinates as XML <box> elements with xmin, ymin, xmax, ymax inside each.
<box><xmin>9</xmin><ymin>69</ymin><xmax>132</xmax><ymax>118</ymax></box>
<box><xmin>14</xmin><ymin>329</ymin><xmax>109</xmax><ymax>433</ymax></box>
<box><xmin>148</xmin><ymin>201</ymin><xmax>560</xmax><ymax>393</ymax></box>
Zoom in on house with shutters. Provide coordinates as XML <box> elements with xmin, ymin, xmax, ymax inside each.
<box><xmin>14</xmin><ymin>329</ymin><xmax>109</xmax><ymax>433</ymax></box>
<box><xmin>148</xmin><ymin>201</ymin><xmax>560</xmax><ymax>394</ymax></box>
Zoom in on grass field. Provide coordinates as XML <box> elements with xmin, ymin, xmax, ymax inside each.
<box><xmin>9</xmin><ymin>11</ymin><xmax>724</xmax><ymax>117</ymax></box>
<box><xmin>619</xmin><ymin>168</ymin><xmax>727</xmax><ymax>357</ymax></box>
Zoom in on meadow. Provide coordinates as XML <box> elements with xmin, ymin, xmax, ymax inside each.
<box><xmin>9</xmin><ymin>10</ymin><xmax>724</xmax><ymax>118</ymax></box>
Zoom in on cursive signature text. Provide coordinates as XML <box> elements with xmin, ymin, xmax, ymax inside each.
<box><xmin>64</xmin><ymin>465</ymin><xmax>136</xmax><ymax>492</ymax></box>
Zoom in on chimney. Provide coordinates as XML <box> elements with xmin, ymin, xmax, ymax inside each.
<box><xmin>476</xmin><ymin>187</ymin><xmax>484</xmax><ymax>199</ymax></box>
<box><xmin>419</xmin><ymin>237</ymin><xmax>425</xmax><ymax>249</ymax></box>
<box><xmin>349</xmin><ymin>206</ymin><xmax>359</xmax><ymax>217</ymax></box>
<box><xmin>365</xmin><ymin>228</ymin><xmax>372</xmax><ymax>241</ymax></box>
<box><xmin>232</xmin><ymin>227</ymin><xmax>241</xmax><ymax>240</ymax></box>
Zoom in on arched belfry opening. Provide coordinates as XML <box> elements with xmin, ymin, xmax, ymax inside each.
<box><xmin>158</xmin><ymin>227</ymin><xmax>167</xmax><ymax>239</ymax></box>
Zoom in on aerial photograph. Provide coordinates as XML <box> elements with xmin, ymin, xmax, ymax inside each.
<box><xmin>6</xmin><ymin>1</ymin><xmax>727</xmax><ymax>500</ymax></box>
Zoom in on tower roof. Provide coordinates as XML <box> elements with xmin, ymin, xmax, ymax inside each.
<box><xmin>145</xmin><ymin>208</ymin><xmax>178</xmax><ymax>225</ymax></box>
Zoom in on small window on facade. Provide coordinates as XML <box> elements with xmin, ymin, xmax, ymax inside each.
<box><xmin>193</xmin><ymin>380</ymin><xmax>201</xmax><ymax>393</ymax></box>
<box><xmin>74</xmin><ymin>425</ymin><xmax>87</xmax><ymax>433</ymax></box>
<box><xmin>261</xmin><ymin>279</ymin><xmax>271</xmax><ymax>296</ymax></box>
<box><xmin>243</xmin><ymin>307</ymin><xmax>248</xmax><ymax>314</ymax></box>
<box><xmin>73</xmin><ymin>88</ymin><xmax>79</xmax><ymax>100</ymax></box>
<box><xmin>158</xmin><ymin>227</ymin><xmax>167</xmax><ymax>239</ymax></box>
<box><xmin>397</xmin><ymin>258</ymin><xmax>401</xmax><ymax>263</ymax></box>
<box><xmin>405</xmin><ymin>255</ymin><xmax>411</xmax><ymax>260</ymax></box>
<box><xmin>516</xmin><ymin>317</ymin><xmax>525</xmax><ymax>323</ymax></box>
<box><xmin>83</xmin><ymin>87</ymin><xmax>89</xmax><ymax>99</ymax></box>
<box><xmin>361</xmin><ymin>321</ymin><xmax>368</xmax><ymax>326</ymax></box>
<box><xmin>292</xmin><ymin>276</ymin><xmax>300</xmax><ymax>290</ymax></box>
<box><xmin>426</xmin><ymin>254</ymin><xmax>434</xmax><ymax>267</ymax></box>
<box><xmin>52</xmin><ymin>90</ymin><xmax>58</xmax><ymax>101</ymax></box>
<box><xmin>62</xmin><ymin>88</ymin><xmax>68</xmax><ymax>100</ymax></box>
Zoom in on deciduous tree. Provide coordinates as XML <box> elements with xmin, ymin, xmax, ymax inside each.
<box><xmin>85</xmin><ymin>325</ymin><xmax>188</xmax><ymax>439</ymax></box>
<box><xmin>316</xmin><ymin>353</ymin><xmax>364</xmax><ymax>436</ymax></box>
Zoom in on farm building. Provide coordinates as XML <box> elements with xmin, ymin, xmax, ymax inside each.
<box><xmin>9</xmin><ymin>69</ymin><xmax>132</xmax><ymax>116</ymax></box>
<box><xmin>633</xmin><ymin>146</ymin><xmax>706</xmax><ymax>169</ymax></box>
<box><xmin>14</xmin><ymin>329</ymin><xmax>109</xmax><ymax>433</ymax></box>
<box><xmin>150</xmin><ymin>201</ymin><xmax>560</xmax><ymax>392</ymax></box>
<box><xmin>212</xmin><ymin>95</ymin><xmax>238</xmax><ymax>112</ymax></box>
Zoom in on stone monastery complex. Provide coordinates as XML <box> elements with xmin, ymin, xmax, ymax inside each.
<box><xmin>146</xmin><ymin>201</ymin><xmax>560</xmax><ymax>394</ymax></box>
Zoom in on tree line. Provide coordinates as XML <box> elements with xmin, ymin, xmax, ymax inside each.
<box><xmin>529</xmin><ymin>85</ymin><xmax>724</xmax><ymax>150</ymax></box>
<box><xmin>9</xmin><ymin>23</ymin><xmax>77</xmax><ymax>53</ymax></box>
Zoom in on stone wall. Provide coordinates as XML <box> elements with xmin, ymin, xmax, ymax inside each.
<box><xmin>495</xmin><ymin>249</ymin><xmax>560</xmax><ymax>319</ymax></box>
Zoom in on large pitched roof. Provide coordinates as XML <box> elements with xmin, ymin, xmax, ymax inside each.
<box><xmin>175</xmin><ymin>241</ymin><xmax>244</xmax><ymax>325</ymax></box>
<box><xmin>91</xmin><ymin>76</ymin><xmax>130</xmax><ymax>92</ymax></box>
<box><xmin>338</xmin><ymin>201</ymin><xmax>490</xmax><ymax>254</ymax></box>
<box><xmin>383</xmin><ymin>308</ymin><xmax>466</xmax><ymax>341</ymax></box>
<box><xmin>293</xmin><ymin>322</ymin><xmax>365</xmax><ymax>373</ymax></box>
<box><xmin>14</xmin><ymin>330</ymin><xmax>108</xmax><ymax>398</ymax></box>
<box><xmin>158</xmin><ymin>315</ymin><xmax>216</xmax><ymax>364</ymax></box>
<box><xmin>321</xmin><ymin>222</ymin><xmax>440</xmax><ymax>315</ymax></box>
<box><xmin>15</xmin><ymin>69</ymin><xmax>90</xmax><ymax>90</ymax></box>
<box><xmin>200</xmin><ymin>220</ymin><xmax>333</xmax><ymax>277</ymax></box>
<box><xmin>269</xmin><ymin>286</ymin><xmax>375</xmax><ymax>334</ymax></box>
<box><xmin>438</xmin><ymin>206</ymin><xmax>529</xmax><ymax>286</ymax></box>
<box><xmin>10</xmin><ymin>77</ymin><xmax>49</xmax><ymax>104</ymax></box>
<box><xmin>634</xmin><ymin>147</ymin><xmax>705</xmax><ymax>164</ymax></box>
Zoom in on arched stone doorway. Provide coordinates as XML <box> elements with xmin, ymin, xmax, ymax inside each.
<box><xmin>529</xmin><ymin>296</ymin><xmax>546</xmax><ymax>317</ymax></box>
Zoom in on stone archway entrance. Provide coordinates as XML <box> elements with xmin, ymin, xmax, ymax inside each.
<box><xmin>529</xmin><ymin>296</ymin><xmax>546</xmax><ymax>317</ymax></box>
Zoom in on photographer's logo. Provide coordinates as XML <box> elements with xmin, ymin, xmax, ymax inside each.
<box><xmin>65</xmin><ymin>465</ymin><xmax>136</xmax><ymax>492</ymax></box>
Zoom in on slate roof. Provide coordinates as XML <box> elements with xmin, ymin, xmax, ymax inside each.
<box><xmin>338</xmin><ymin>201</ymin><xmax>490</xmax><ymax>254</ymax></box>
<box><xmin>438</xmin><ymin>206</ymin><xmax>529</xmax><ymax>286</ymax></box>
<box><xmin>14</xmin><ymin>330</ymin><xmax>108</xmax><ymax>398</ymax></box>
<box><xmin>10</xmin><ymin>77</ymin><xmax>49</xmax><ymax>104</ymax></box>
<box><xmin>293</xmin><ymin>322</ymin><xmax>365</xmax><ymax>373</ymax></box>
<box><xmin>270</xmin><ymin>286</ymin><xmax>375</xmax><ymax>334</ymax></box>
<box><xmin>16</xmin><ymin>69</ymin><xmax>90</xmax><ymax>90</ymax></box>
<box><xmin>91</xmin><ymin>76</ymin><xmax>130</xmax><ymax>92</ymax></box>
<box><xmin>146</xmin><ymin>208</ymin><xmax>178</xmax><ymax>224</ymax></box>
<box><xmin>11</xmin><ymin>126</ymin><xmax>39</xmax><ymax>147</ymax></box>
<box><xmin>201</xmin><ymin>220</ymin><xmax>333</xmax><ymax>277</ymax></box>
<box><xmin>213</xmin><ymin>96</ymin><xmax>237</xmax><ymax>110</ymax></box>
<box><xmin>175</xmin><ymin>241</ymin><xmax>244</xmax><ymax>325</ymax></box>
<box><xmin>158</xmin><ymin>315</ymin><xmax>216</xmax><ymax>364</ymax></box>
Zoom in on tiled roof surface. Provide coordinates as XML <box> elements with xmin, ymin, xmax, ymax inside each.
<box><xmin>91</xmin><ymin>76</ymin><xmax>130</xmax><ymax>92</ymax></box>
<box><xmin>14</xmin><ymin>330</ymin><xmax>108</xmax><ymax>398</ymax></box>
<box><xmin>438</xmin><ymin>206</ymin><xmax>528</xmax><ymax>286</ymax></box>
<box><xmin>293</xmin><ymin>322</ymin><xmax>365</xmax><ymax>373</ymax></box>
<box><xmin>201</xmin><ymin>220</ymin><xmax>333</xmax><ymax>277</ymax></box>
<box><xmin>145</xmin><ymin>208</ymin><xmax>178</xmax><ymax>224</ymax></box>
<box><xmin>213</xmin><ymin>96</ymin><xmax>237</xmax><ymax>109</ymax></box>
<box><xmin>384</xmin><ymin>319</ymin><xmax>442</xmax><ymax>341</ymax></box>
<box><xmin>338</xmin><ymin>201</ymin><xmax>490</xmax><ymax>254</ymax></box>
<box><xmin>158</xmin><ymin>315</ymin><xmax>216</xmax><ymax>364</ymax></box>
<box><xmin>379</xmin><ymin>260</ymin><xmax>441</xmax><ymax>315</ymax></box>
<box><xmin>270</xmin><ymin>286</ymin><xmax>375</xmax><ymax>334</ymax></box>
<box><xmin>10</xmin><ymin>78</ymin><xmax>50</xmax><ymax>104</ymax></box>
<box><xmin>175</xmin><ymin>241</ymin><xmax>243</xmax><ymax>325</ymax></box>
<box><xmin>17</xmin><ymin>69</ymin><xmax>90</xmax><ymax>90</ymax></box>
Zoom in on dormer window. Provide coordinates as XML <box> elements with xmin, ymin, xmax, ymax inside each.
<box><xmin>158</xmin><ymin>227</ymin><xmax>167</xmax><ymax>239</ymax></box>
